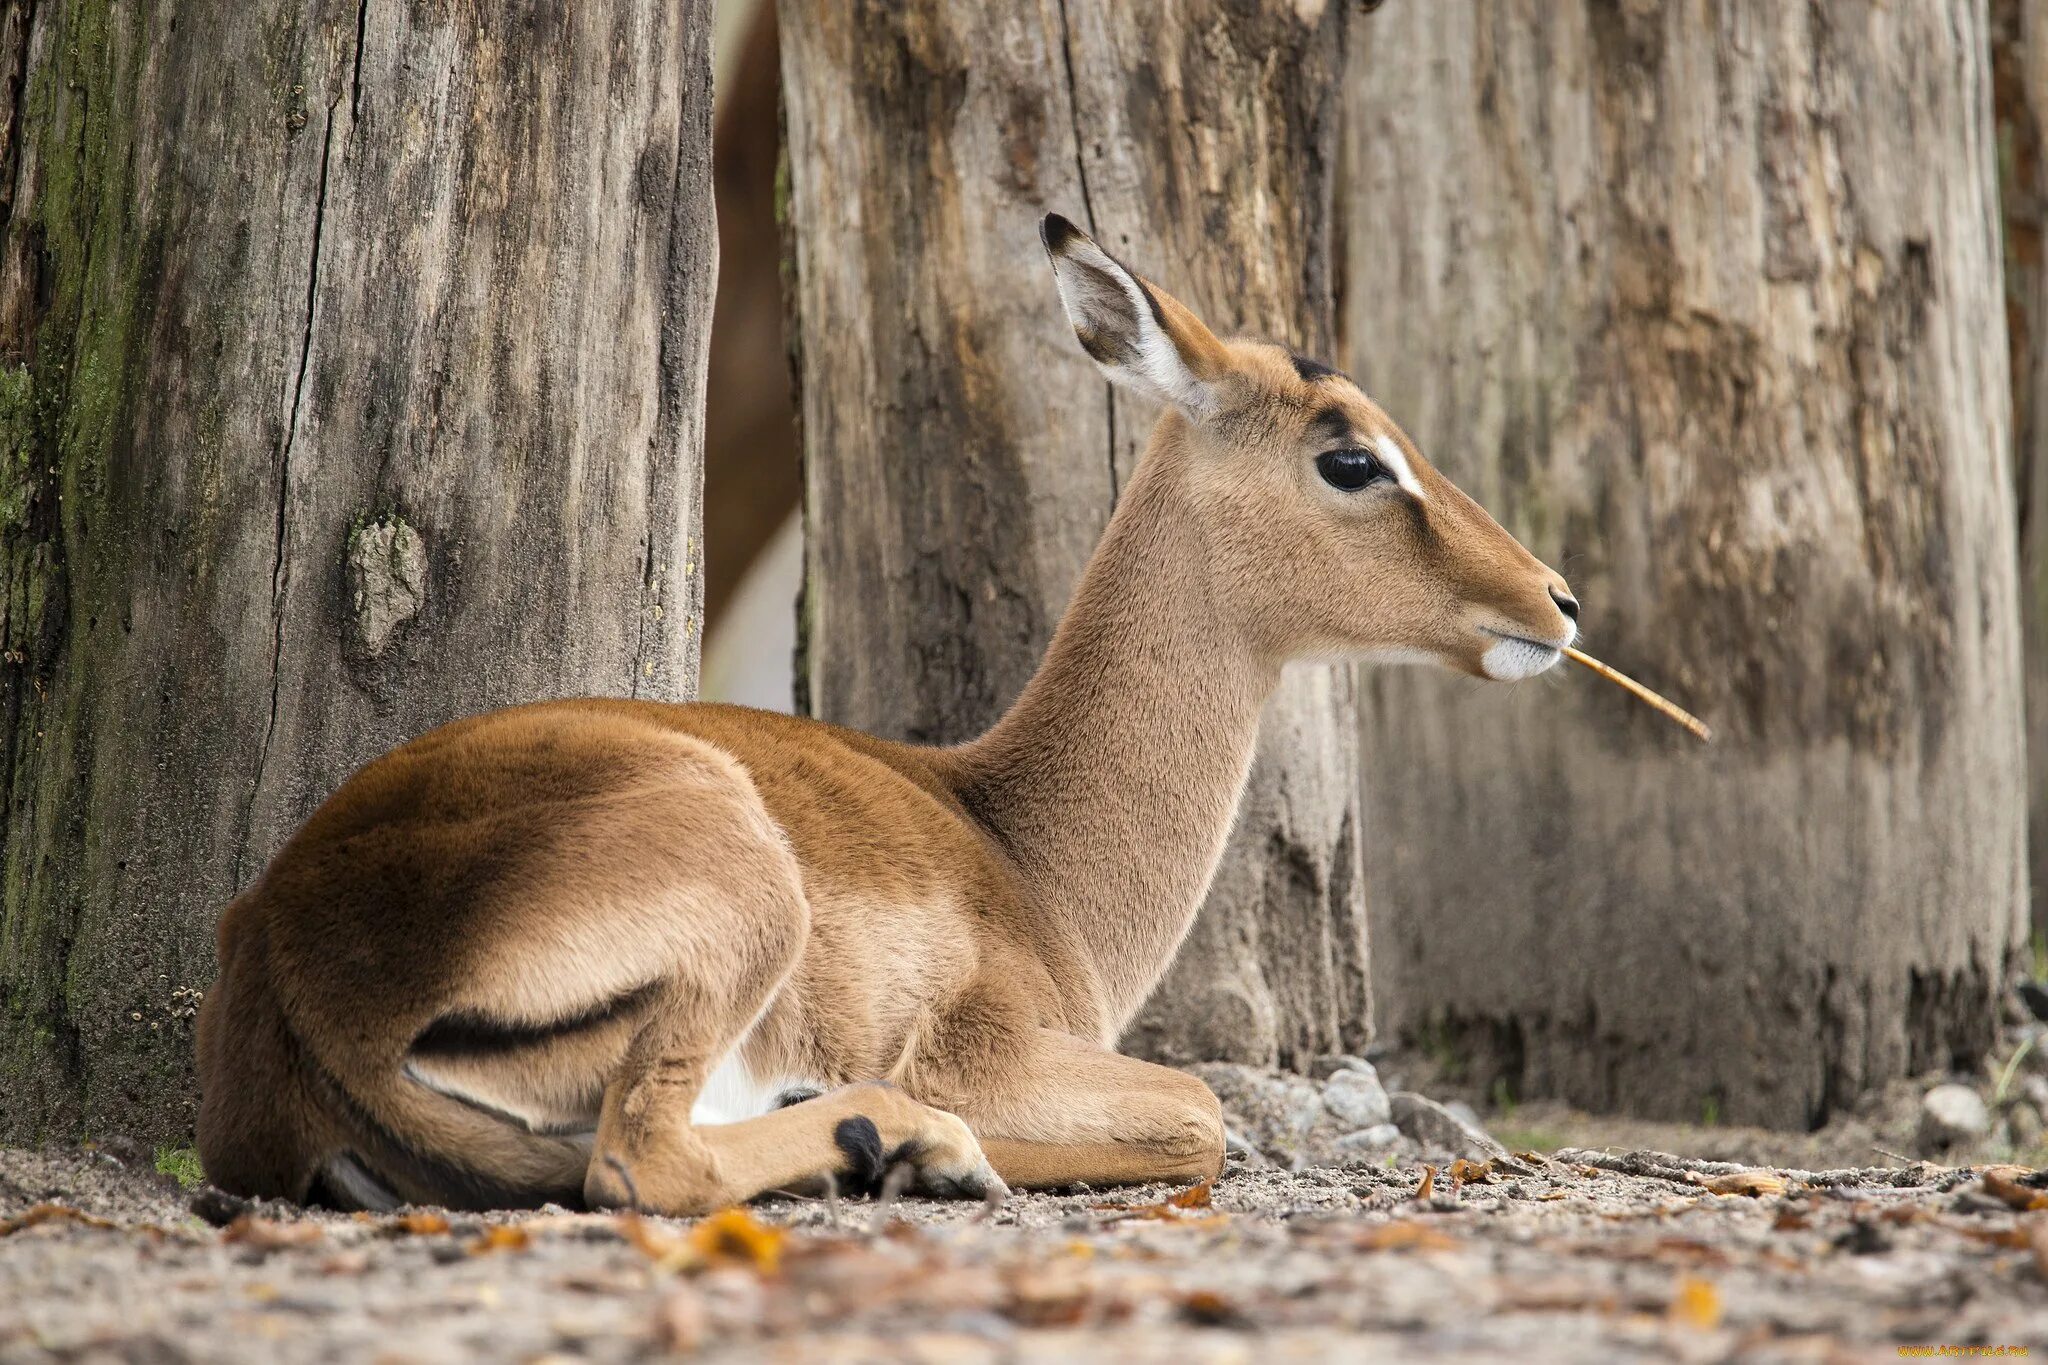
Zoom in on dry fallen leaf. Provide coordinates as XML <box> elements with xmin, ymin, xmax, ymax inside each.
<box><xmin>1415</xmin><ymin>1165</ymin><xmax>1438</xmax><ymax>1201</ymax></box>
<box><xmin>1091</xmin><ymin>1180</ymin><xmax>1225</xmax><ymax>1225</ymax></box>
<box><xmin>1981</xmin><ymin>1169</ymin><xmax>2048</xmax><ymax>1213</ymax></box>
<box><xmin>1352</xmin><ymin>1220</ymin><xmax>1459</xmax><ymax>1252</ymax></box>
<box><xmin>1003</xmin><ymin>1265</ymin><xmax>1094</xmax><ymax>1328</ymax></box>
<box><xmin>1450</xmin><ymin>1159</ymin><xmax>1494</xmax><ymax>1187</ymax></box>
<box><xmin>221</xmin><ymin>1216</ymin><xmax>324</xmax><ymax>1250</ymax></box>
<box><xmin>468</xmin><ymin>1224</ymin><xmax>532</xmax><ymax>1256</ymax></box>
<box><xmin>0</xmin><ymin>1204</ymin><xmax>116</xmax><ymax>1237</ymax></box>
<box><xmin>1688</xmin><ymin>1170</ymin><xmax>1788</xmax><ymax>1198</ymax></box>
<box><xmin>1180</xmin><ymin>1288</ymin><xmax>1238</xmax><ymax>1325</ymax></box>
<box><xmin>616</xmin><ymin>1210</ymin><xmax>689</xmax><ymax>1262</ymax></box>
<box><xmin>388</xmin><ymin>1211</ymin><xmax>450</xmax><ymax>1236</ymax></box>
<box><xmin>1668</xmin><ymin>1275</ymin><xmax>1723</xmax><ymax>1330</ymax></box>
<box><xmin>688</xmin><ymin>1207</ymin><xmax>785</xmax><ymax>1274</ymax></box>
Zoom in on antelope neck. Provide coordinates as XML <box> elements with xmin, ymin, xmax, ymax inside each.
<box><xmin>949</xmin><ymin>439</ymin><xmax>1275</xmax><ymax>1034</ymax></box>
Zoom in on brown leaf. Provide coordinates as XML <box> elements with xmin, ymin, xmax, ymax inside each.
<box><xmin>1688</xmin><ymin>1170</ymin><xmax>1788</xmax><ymax>1198</ymax></box>
<box><xmin>1352</xmin><ymin>1220</ymin><xmax>1459</xmax><ymax>1252</ymax></box>
<box><xmin>221</xmin><ymin>1215</ymin><xmax>324</xmax><ymax>1250</ymax></box>
<box><xmin>1959</xmin><ymin>1222</ymin><xmax>2036</xmax><ymax>1250</ymax></box>
<box><xmin>1449</xmin><ymin>1159</ymin><xmax>1494</xmax><ymax>1187</ymax></box>
<box><xmin>1772</xmin><ymin>1208</ymin><xmax>1813</xmax><ymax>1232</ymax></box>
<box><xmin>1415</xmin><ymin>1165</ymin><xmax>1438</xmax><ymax>1201</ymax></box>
<box><xmin>0</xmin><ymin>1204</ymin><xmax>116</xmax><ymax>1237</ymax></box>
<box><xmin>1668</xmin><ymin>1275</ymin><xmax>1723</xmax><ymax>1330</ymax></box>
<box><xmin>688</xmin><ymin>1207</ymin><xmax>785</xmax><ymax>1274</ymax></box>
<box><xmin>616</xmin><ymin>1209</ymin><xmax>691</xmax><ymax>1264</ymax></box>
<box><xmin>468</xmin><ymin>1224</ymin><xmax>532</xmax><ymax>1255</ymax></box>
<box><xmin>1179</xmin><ymin>1289</ymin><xmax>1239</xmax><ymax>1326</ymax></box>
<box><xmin>388</xmin><ymin>1211</ymin><xmax>450</xmax><ymax>1236</ymax></box>
<box><xmin>1981</xmin><ymin>1169</ymin><xmax>2048</xmax><ymax>1213</ymax></box>
<box><xmin>1091</xmin><ymin>1179</ymin><xmax>1225</xmax><ymax>1224</ymax></box>
<box><xmin>1003</xmin><ymin>1266</ymin><xmax>1093</xmax><ymax>1328</ymax></box>
<box><xmin>1512</xmin><ymin>1150</ymin><xmax>1553</xmax><ymax>1167</ymax></box>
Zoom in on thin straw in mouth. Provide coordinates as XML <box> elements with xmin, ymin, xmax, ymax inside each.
<box><xmin>1562</xmin><ymin>646</ymin><xmax>1711</xmax><ymax>742</ymax></box>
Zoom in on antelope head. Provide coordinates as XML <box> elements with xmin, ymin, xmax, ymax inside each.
<box><xmin>1041</xmin><ymin>213</ymin><xmax>1577</xmax><ymax>680</ymax></box>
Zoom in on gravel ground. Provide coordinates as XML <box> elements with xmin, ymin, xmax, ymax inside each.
<box><xmin>7</xmin><ymin>1142</ymin><xmax>2048</xmax><ymax>1362</ymax></box>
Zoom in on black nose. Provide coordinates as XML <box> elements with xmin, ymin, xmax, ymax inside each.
<box><xmin>1550</xmin><ymin>586</ymin><xmax>1580</xmax><ymax>621</ymax></box>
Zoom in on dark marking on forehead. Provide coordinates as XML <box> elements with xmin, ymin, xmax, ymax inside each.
<box><xmin>1290</xmin><ymin>351</ymin><xmax>1346</xmax><ymax>383</ymax></box>
<box><xmin>1309</xmin><ymin>403</ymin><xmax>1355</xmax><ymax>446</ymax></box>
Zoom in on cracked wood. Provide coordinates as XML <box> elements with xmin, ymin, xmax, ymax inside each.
<box><xmin>0</xmin><ymin>0</ymin><xmax>716</xmax><ymax>1144</ymax></box>
<box><xmin>779</xmin><ymin>0</ymin><xmax>1368</xmax><ymax>1068</ymax></box>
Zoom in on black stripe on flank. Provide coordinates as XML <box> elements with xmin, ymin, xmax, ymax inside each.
<box><xmin>1291</xmin><ymin>351</ymin><xmax>1345</xmax><ymax>383</ymax></box>
<box><xmin>410</xmin><ymin>980</ymin><xmax>660</xmax><ymax>1059</ymax></box>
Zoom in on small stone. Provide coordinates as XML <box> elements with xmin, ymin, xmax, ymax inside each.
<box><xmin>1388</xmin><ymin>1091</ymin><xmax>1509</xmax><ymax>1160</ymax></box>
<box><xmin>1323</xmin><ymin>1065</ymin><xmax>1392</xmax><ymax>1129</ymax></box>
<box><xmin>1917</xmin><ymin>1083</ymin><xmax>1990</xmax><ymax>1153</ymax></box>
<box><xmin>1187</xmin><ymin>1063</ymin><xmax>1325</xmax><ymax>1155</ymax></box>
<box><xmin>1332</xmin><ymin>1123</ymin><xmax>1403</xmax><ymax>1158</ymax></box>
<box><xmin>1309</xmin><ymin>1054</ymin><xmax>1376</xmax><ymax>1081</ymax></box>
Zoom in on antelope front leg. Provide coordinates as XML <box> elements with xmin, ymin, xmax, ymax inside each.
<box><xmin>933</xmin><ymin>1028</ymin><xmax>1226</xmax><ymax>1189</ymax></box>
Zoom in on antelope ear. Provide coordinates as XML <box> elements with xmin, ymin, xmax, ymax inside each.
<box><xmin>1040</xmin><ymin>214</ymin><xmax>1230</xmax><ymax>416</ymax></box>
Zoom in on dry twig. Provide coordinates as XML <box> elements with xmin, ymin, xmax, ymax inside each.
<box><xmin>1563</xmin><ymin>647</ymin><xmax>1711</xmax><ymax>741</ymax></box>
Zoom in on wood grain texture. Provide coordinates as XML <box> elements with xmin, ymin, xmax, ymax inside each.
<box><xmin>1345</xmin><ymin>0</ymin><xmax>2026</xmax><ymax>1126</ymax></box>
<box><xmin>781</xmin><ymin>0</ymin><xmax>1369</xmax><ymax>1067</ymax></box>
<box><xmin>1995</xmin><ymin>0</ymin><xmax>2048</xmax><ymax>936</ymax></box>
<box><xmin>0</xmin><ymin>0</ymin><xmax>715</xmax><ymax>1143</ymax></box>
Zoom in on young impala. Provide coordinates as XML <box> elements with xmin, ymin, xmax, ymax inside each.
<box><xmin>196</xmin><ymin>215</ymin><xmax>1579</xmax><ymax>1213</ymax></box>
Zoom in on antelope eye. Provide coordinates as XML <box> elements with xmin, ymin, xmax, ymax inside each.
<box><xmin>1315</xmin><ymin>448</ymin><xmax>1390</xmax><ymax>492</ymax></box>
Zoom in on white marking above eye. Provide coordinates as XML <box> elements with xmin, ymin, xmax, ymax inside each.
<box><xmin>1373</xmin><ymin>434</ymin><xmax>1427</xmax><ymax>500</ymax></box>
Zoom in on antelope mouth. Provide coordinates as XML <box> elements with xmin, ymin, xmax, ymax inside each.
<box><xmin>1478</xmin><ymin>628</ymin><xmax>1568</xmax><ymax>681</ymax></box>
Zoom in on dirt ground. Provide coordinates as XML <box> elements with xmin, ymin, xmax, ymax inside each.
<box><xmin>6</xmin><ymin>1139</ymin><xmax>2048</xmax><ymax>1363</ymax></box>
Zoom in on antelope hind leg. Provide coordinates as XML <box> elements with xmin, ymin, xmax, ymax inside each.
<box><xmin>937</xmin><ymin>1027</ymin><xmax>1226</xmax><ymax>1190</ymax></box>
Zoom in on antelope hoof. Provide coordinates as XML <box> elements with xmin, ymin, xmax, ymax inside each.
<box><xmin>832</xmin><ymin>1112</ymin><xmax>1008</xmax><ymax>1204</ymax></box>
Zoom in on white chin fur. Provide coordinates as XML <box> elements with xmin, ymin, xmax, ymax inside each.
<box><xmin>1481</xmin><ymin>637</ymin><xmax>1563</xmax><ymax>681</ymax></box>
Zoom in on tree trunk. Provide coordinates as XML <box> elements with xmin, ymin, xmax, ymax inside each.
<box><xmin>1345</xmin><ymin>1</ymin><xmax>2026</xmax><ymax>1127</ymax></box>
<box><xmin>780</xmin><ymin>0</ymin><xmax>1369</xmax><ymax>1066</ymax></box>
<box><xmin>0</xmin><ymin>0</ymin><xmax>714</xmax><ymax>1144</ymax></box>
<box><xmin>1995</xmin><ymin>0</ymin><xmax>2048</xmax><ymax>939</ymax></box>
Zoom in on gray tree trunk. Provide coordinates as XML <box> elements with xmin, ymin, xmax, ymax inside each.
<box><xmin>1345</xmin><ymin>1</ymin><xmax>2027</xmax><ymax>1127</ymax></box>
<box><xmin>0</xmin><ymin>0</ymin><xmax>714</xmax><ymax>1145</ymax></box>
<box><xmin>1995</xmin><ymin>0</ymin><xmax>2048</xmax><ymax>938</ymax></box>
<box><xmin>780</xmin><ymin>0</ymin><xmax>1369</xmax><ymax>1066</ymax></box>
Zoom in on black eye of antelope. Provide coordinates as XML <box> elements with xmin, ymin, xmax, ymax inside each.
<box><xmin>1315</xmin><ymin>447</ymin><xmax>1391</xmax><ymax>492</ymax></box>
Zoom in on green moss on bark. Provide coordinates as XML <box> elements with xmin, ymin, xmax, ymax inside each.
<box><xmin>0</xmin><ymin>0</ymin><xmax>157</xmax><ymax>1140</ymax></box>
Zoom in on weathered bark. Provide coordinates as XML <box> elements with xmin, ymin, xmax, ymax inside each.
<box><xmin>1345</xmin><ymin>1</ymin><xmax>2026</xmax><ymax>1126</ymax></box>
<box><xmin>0</xmin><ymin>1</ymin><xmax>714</xmax><ymax>1143</ymax></box>
<box><xmin>1996</xmin><ymin>0</ymin><xmax>2048</xmax><ymax>937</ymax></box>
<box><xmin>780</xmin><ymin>0</ymin><xmax>1369</xmax><ymax>1066</ymax></box>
